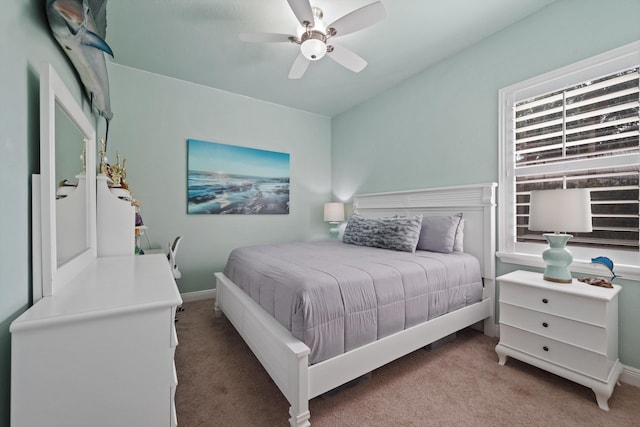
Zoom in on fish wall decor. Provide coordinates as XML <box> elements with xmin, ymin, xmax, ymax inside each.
<box><xmin>46</xmin><ymin>0</ymin><xmax>113</xmax><ymax>145</ymax></box>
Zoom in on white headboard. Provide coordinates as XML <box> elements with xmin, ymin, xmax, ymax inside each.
<box><xmin>352</xmin><ymin>182</ymin><xmax>497</xmax><ymax>281</ymax></box>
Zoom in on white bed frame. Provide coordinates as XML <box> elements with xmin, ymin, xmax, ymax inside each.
<box><xmin>214</xmin><ymin>182</ymin><xmax>497</xmax><ymax>426</ymax></box>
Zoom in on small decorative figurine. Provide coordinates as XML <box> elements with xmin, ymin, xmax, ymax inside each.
<box><xmin>591</xmin><ymin>256</ymin><xmax>617</xmax><ymax>280</ymax></box>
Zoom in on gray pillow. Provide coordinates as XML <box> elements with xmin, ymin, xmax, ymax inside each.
<box><xmin>343</xmin><ymin>214</ymin><xmax>423</xmax><ymax>252</ymax></box>
<box><xmin>416</xmin><ymin>213</ymin><xmax>464</xmax><ymax>254</ymax></box>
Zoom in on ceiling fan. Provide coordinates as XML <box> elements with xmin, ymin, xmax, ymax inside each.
<box><xmin>239</xmin><ymin>0</ymin><xmax>386</xmax><ymax>79</ymax></box>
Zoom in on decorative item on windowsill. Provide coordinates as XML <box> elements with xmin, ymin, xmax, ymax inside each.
<box><xmin>591</xmin><ymin>256</ymin><xmax>617</xmax><ymax>280</ymax></box>
<box><xmin>578</xmin><ymin>256</ymin><xmax>617</xmax><ymax>289</ymax></box>
<box><xmin>324</xmin><ymin>202</ymin><xmax>345</xmax><ymax>239</ymax></box>
<box><xmin>528</xmin><ymin>188</ymin><xmax>592</xmax><ymax>283</ymax></box>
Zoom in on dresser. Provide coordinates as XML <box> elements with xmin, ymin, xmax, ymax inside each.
<box><xmin>495</xmin><ymin>270</ymin><xmax>622</xmax><ymax>410</ymax></box>
<box><xmin>10</xmin><ymin>254</ymin><xmax>183</xmax><ymax>427</ymax></box>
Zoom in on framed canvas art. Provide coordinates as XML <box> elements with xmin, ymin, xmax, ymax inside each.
<box><xmin>187</xmin><ymin>139</ymin><xmax>290</xmax><ymax>214</ymax></box>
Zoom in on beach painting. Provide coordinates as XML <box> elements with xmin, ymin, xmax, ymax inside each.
<box><xmin>187</xmin><ymin>139</ymin><xmax>290</xmax><ymax>214</ymax></box>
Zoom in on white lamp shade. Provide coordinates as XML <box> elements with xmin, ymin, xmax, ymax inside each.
<box><xmin>528</xmin><ymin>188</ymin><xmax>592</xmax><ymax>233</ymax></box>
<box><xmin>324</xmin><ymin>202</ymin><xmax>345</xmax><ymax>222</ymax></box>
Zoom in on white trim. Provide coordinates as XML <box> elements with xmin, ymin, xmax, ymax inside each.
<box><xmin>620</xmin><ymin>365</ymin><xmax>640</xmax><ymax>389</ymax></box>
<box><xmin>38</xmin><ymin>63</ymin><xmax>98</xmax><ymax>300</ymax></box>
<box><xmin>180</xmin><ymin>288</ymin><xmax>216</xmax><ymax>302</ymax></box>
<box><xmin>498</xmin><ymin>41</ymin><xmax>640</xmax><ymax>273</ymax></box>
<box><xmin>507</xmin><ymin>40</ymin><xmax>640</xmax><ymax>103</ymax></box>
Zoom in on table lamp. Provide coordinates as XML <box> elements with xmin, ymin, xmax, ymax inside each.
<box><xmin>324</xmin><ymin>202</ymin><xmax>345</xmax><ymax>239</ymax></box>
<box><xmin>528</xmin><ymin>188</ymin><xmax>592</xmax><ymax>283</ymax></box>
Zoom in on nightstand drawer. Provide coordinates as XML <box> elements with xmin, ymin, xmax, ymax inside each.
<box><xmin>500</xmin><ymin>303</ymin><xmax>607</xmax><ymax>353</ymax></box>
<box><xmin>500</xmin><ymin>325</ymin><xmax>610</xmax><ymax>381</ymax></box>
<box><xmin>500</xmin><ymin>282</ymin><xmax>607</xmax><ymax>326</ymax></box>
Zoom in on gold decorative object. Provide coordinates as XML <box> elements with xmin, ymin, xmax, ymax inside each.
<box><xmin>99</xmin><ymin>138</ymin><xmax>108</xmax><ymax>175</ymax></box>
<box><xmin>98</xmin><ymin>139</ymin><xmax>129</xmax><ymax>189</ymax></box>
<box><xmin>109</xmin><ymin>152</ymin><xmax>127</xmax><ymax>187</ymax></box>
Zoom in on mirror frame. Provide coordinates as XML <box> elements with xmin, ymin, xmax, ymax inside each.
<box><xmin>39</xmin><ymin>63</ymin><xmax>97</xmax><ymax>297</ymax></box>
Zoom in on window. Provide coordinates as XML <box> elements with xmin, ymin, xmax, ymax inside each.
<box><xmin>498</xmin><ymin>42</ymin><xmax>640</xmax><ymax>279</ymax></box>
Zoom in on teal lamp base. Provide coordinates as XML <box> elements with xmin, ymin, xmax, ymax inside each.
<box><xmin>542</xmin><ymin>233</ymin><xmax>574</xmax><ymax>283</ymax></box>
<box><xmin>329</xmin><ymin>222</ymin><xmax>340</xmax><ymax>239</ymax></box>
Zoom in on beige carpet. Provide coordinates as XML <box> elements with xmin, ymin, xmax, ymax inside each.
<box><xmin>174</xmin><ymin>299</ymin><xmax>640</xmax><ymax>427</ymax></box>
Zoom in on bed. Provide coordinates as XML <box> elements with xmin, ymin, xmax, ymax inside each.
<box><xmin>214</xmin><ymin>183</ymin><xmax>497</xmax><ymax>426</ymax></box>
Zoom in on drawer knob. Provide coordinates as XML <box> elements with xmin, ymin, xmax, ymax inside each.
<box><xmin>542</xmin><ymin>298</ymin><xmax>549</xmax><ymax>304</ymax></box>
<box><xmin>543</xmin><ymin>346</ymin><xmax>549</xmax><ymax>352</ymax></box>
<box><xmin>542</xmin><ymin>322</ymin><xmax>549</xmax><ymax>328</ymax></box>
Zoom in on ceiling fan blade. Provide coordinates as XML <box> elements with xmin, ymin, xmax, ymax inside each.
<box><xmin>327</xmin><ymin>44</ymin><xmax>367</xmax><ymax>73</ymax></box>
<box><xmin>239</xmin><ymin>32</ymin><xmax>293</xmax><ymax>43</ymax></box>
<box><xmin>286</xmin><ymin>0</ymin><xmax>314</xmax><ymax>27</ymax></box>
<box><xmin>326</xmin><ymin>1</ymin><xmax>387</xmax><ymax>38</ymax></box>
<box><xmin>288</xmin><ymin>52</ymin><xmax>311</xmax><ymax>79</ymax></box>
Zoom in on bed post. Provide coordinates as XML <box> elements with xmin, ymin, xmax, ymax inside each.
<box><xmin>215</xmin><ymin>272</ymin><xmax>312</xmax><ymax>426</ymax></box>
<box><xmin>288</xmin><ymin>353</ymin><xmax>310</xmax><ymax>427</ymax></box>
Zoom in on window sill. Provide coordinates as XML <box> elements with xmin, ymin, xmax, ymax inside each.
<box><xmin>496</xmin><ymin>251</ymin><xmax>640</xmax><ymax>282</ymax></box>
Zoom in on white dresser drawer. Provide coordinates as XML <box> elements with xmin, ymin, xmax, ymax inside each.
<box><xmin>500</xmin><ymin>325</ymin><xmax>611</xmax><ymax>381</ymax></box>
<box><xmin>500</xmin><ymin>282</ymin><xmax>607</xmax><ymax>326</ymax></box>
<box><xmin>500</xmin><ymin>303</ymin><xmax>607</xmax><ymax>353</ymax></box>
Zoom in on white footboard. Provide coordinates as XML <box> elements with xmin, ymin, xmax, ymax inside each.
<box><xmin>215</xmin><ymin>272</ymin><xmax>311</xmax><ymax>427</ymax></box>
<box><xmin>307</xmin><ymin>298</ymin><xmax>491</xmax><ymax>399</ymax></box>
<box><xmin>216</xmin><ymin>271</ymin><xmax>491</xmax><ymax>427</ymax></box>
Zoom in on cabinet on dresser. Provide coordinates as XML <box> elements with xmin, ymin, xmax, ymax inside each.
<box><xmin>10</xmin><ymin>255</ymin><xmax>183</xmax><ymax>427</ymax></box>
<box><xmin>97</xmin><ymin>174</ymin><xmax>136</xmax><ymax>257</ymax></box>
<box><xmin>495</xmin><ymin>270</ymin><xmax>622</xmax><ymax>411</ymax></box>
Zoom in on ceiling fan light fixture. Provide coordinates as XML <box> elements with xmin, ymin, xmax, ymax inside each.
<box><xmin>238</xmin><ymin>1</ymin><xmax>387</xmax><ymax>78</ymax></box>
<box><xmin>300</xmin><ymin>38</ymin><xmax>326</xmax><ymax>60</ymax></box>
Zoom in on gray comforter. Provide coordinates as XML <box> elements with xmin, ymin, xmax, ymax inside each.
<box><xmin>223</xmin><ymin>240</ymin><xmax>483</xmax><ymax>364</ymax></box>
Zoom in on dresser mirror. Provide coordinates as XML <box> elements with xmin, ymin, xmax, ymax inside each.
<box><xmin>38</xmin><ymin>63</ymin><xmax>97</xmax><ymax>299</ymax></box>
<box><xmin>54</xmin><ymin>102</ymin><xmax>88</xmax><ymax>265</ymax></box>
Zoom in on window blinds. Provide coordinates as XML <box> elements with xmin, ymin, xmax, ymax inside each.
<box><xmin>514</xmin><ymin>67</ymin><xmax>639</xmax><ymax>251</ymax></box>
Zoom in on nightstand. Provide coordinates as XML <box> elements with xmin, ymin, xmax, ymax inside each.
<box><xmin>495</xmin><ymin>270</ymin><xmax>622</xmax><ymax>410</ymax></box>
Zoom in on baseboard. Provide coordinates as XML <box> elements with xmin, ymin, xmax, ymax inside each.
<box><xmin>180</xmin><ymin>288</ymin><xmax>216</xmax><ymax>302</ymax></box>
<box><xmin>620</xmin><ymin>365</ymin><xmax>640</xmax><ymax>388</ymax></box>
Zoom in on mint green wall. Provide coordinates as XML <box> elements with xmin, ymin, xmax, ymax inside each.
<box><xmin>0</xmin><ymin>1</ymin><xmax>97</xmax><ymax>424</ymax></box>
<box><xmin>105</xmin><ymin>64</ymin><xmax>331</xmax><ymax>294</ymax></box>
<box><xmin>332</xmin><ymin>0</ymin><xmax>640</xmax><ymax>369</ymax></box>
<box><xmin>1</xmin><ymin>0</ymin><xmax>638</xmax><ymax>422</ymax></box>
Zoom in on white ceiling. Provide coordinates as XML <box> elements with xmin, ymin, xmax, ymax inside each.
<box><xmin>106</xmin><ymin>0</ymin><xmax>557</xmax><ymax>117</ymax></box>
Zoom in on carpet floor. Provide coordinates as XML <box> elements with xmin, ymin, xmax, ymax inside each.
<box><xmin>174</xmin><ymin>299</ymin><xmax>640</xmax><ymax>427</ymax></box>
